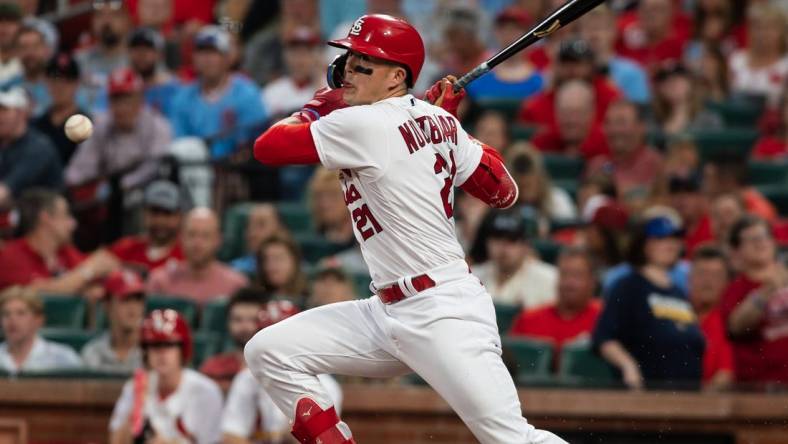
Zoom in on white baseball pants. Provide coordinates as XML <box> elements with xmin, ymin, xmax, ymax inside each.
<box><xmin>245</xmin><ymin>260</ymin><xmax>567</xmax><ymax>444</ymax></box>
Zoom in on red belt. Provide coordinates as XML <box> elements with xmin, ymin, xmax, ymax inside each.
<box><xmin>378</xmin><ymin>274</ymin><xmax>436</xmax><ymax>304</ymax></box>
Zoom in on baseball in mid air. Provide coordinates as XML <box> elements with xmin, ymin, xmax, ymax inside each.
<box><xmin>64</xmin><ymin>114</ymin><xmax>93</xmax><ymax>143</ymax></box>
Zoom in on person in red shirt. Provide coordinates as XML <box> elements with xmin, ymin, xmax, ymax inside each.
<box><xmin>752</xmin><ymin>95</ymin><xmax>788</xmax><ymax>160</ymax></box>
<box><xmin>667</xmin><ymin>174</ymin><xmax>713</xmax><ymax>257</ymax></box>
<box><xmin>719</xmin><ymin>216</ymin><xmax>788</xmax><ymax>386</ymax></box>
<box><xmin>509</xmin><ymin>247</ymin><xmax>602</xmax><ymax>371</ymax></box>
<box><xmin>615</xmin><ymin>0</ymin><xmax>691</xmax><ymax>73</ymax></box>
<box><xmin>702</xmin><ymin>154</ymin><xmax>778</xmax><ymax>223</ymax></box>
<box><xmin>109</xmin><ymin>180</ymin><xmax>184</xmax><ymax>276</ymax></box>
<box><xmin>0</xmin><ymin>189</ymin><xmax>118</xmax><ymax>295</ymax></box>
<box><xmin>518</xmin><ymin>38</ymin><xmax>621</xmax><ymax>130</ymax></box>
<box><xmin>688</xmin><ymin>245</ymin><xmax>734</xmax><ymax>390</ymax></box>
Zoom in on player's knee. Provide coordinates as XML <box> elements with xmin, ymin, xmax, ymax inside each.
<box><xmin>243</xmin><ymin>328</ymin><xmax>286</xmax><ymax>376</ymax></box>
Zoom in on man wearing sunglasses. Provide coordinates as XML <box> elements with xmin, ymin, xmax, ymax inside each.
<box><xmin>249</xmin><ymin>14</ymin><xmax>566</xmax><ymax>444</ymax></box>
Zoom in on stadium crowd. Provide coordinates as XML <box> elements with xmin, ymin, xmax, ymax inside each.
<box><xmin>0</xmin><ymin>0</ymin><xmax>788</xmax><ymax>441</ymax></box>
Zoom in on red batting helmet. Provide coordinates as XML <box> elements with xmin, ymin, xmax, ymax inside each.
<box><xmin>328</xmin><ymin>14</ymin><xmax>425</xmax><ymax>87</ymax></box>
<box><xmin>257</xmin><ymin>300</ymin><xmax>300</xmax><ymax>330</ymax></box>
<box><xmin>141</xmin><ymin>309</ymin><xmax>193</xmax><ymax>363</ymax></box>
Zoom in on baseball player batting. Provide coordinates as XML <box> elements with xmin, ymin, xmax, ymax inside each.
<box><xmin>247</xmin><ymin>14</ymin><xmax>568</xmax><ymax>444</ymax></box>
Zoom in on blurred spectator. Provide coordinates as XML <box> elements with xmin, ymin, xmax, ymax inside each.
<box><xmin>308</xmin><ymin>266</ymin><xmax>357</xmax><ymax>308</ymax></box>
<box><xmin>728</xmin><ymin>3</ymin><xmax>788</xmax><ymax>107</ymax></box>
<box><xmin>652</xmin><ymin>63</ymin><xmax>723</xmax><ymax>136</ymax></box>
<box><xmin>65</xmin><ymin>68</ymin><xmax>172</xmax><ymax>192</ymax></box>
<box><xmin>0</xmin><ymin>87</ymin><xmax>62</xmax><ymax>205</ymax></box>
<box><xmin>508</xmin><ymin>145</ymin><xmax>577</xmax><ymax>221</ymax></box>
<box><xmin>147</xmin><ymin>207</ymin><xmax>248</xmax><ymax>304</ymax></box>
<box><xmin>709</xmin><ymin>193</ymin><xmax>745</xmax><ymax>255</ymax></box>
<box><xmin>683</xmin><ymin>0</ymin><xmax>738</xmax><ymax>73</ymax></box>
<box><xmin>128</xmin><ymin>27</ymin><xmax>181</xmax><ymax>117</ymax></box>
<box><xmin>473</xmin><ymin>111</ymin><xmax>510</xmax><ymax>154</ymax></box>
<box><xmin>0</xmin><ymin>2</ymin><xmax>22</xmax><ymax>89</ymax></box>
<box><xmin>474</xmin><ymin>209</ymin><xmax>557</xmax><ymax>308</ymax></box>
<box><xmin>0</xmin><ymin>286</ymin><xmax>82</xmax><ymax>374</ymax></box>
<box><xmin>702</xmin><ymin>153</ymin><xmax>777</xmax><ymax>223</ymax></box>
<box><xmin>81</xmin><ymin>270</ymin><xmax>145</xmax><ymax>373</ymax></box>
<box><xmin>688</xmin><ymin>245</ymin><xmax>734</xmax><ymax>390</ymax></box>
<box><xmin>0</xmin><ymin>189</ymin><xmax>118</xmax><ymax>294</ymax></box>
<box><xmin>720</xmin><ymin>216</ymin><xmax>788</xmax><ymax>385</ymax></box>
<box><xmin>127</xmin><ymin>0</ymin><xmax>215</xmax><ymax>34</ymax></box>
<box><xmin>170</xmin><ymin>25</ymin><xmax>268</xmax><ymax>159</ymax></box>
<box><xmin>753</xmin><ymin>94</ymin><xmax>788</xmax><ymax>159</ymax></box>
<box><xmin>520</xmin><ymin>0</ymin><xmax>578</xmax><ymax>73</ymax></box>
<box><xmin>32</xmin><ymin>53</ymin><xmax>90</xmax><ymax>165</ymax></box>
<box><xmin>15</xmin><ymin>21</ymin><xmax>54</xmax><ymax>117</ymax></box>
<box><xmin>579</xmin><ymin>4</ymin><xmax>651</xmax><ymax>104</ymax></box>
<box><xmin>464</xmin><ymin>7</ymin><xmax>543</xmax><ymax>102</ymax></box>
<box><xmin>261</xmin><ymin>26</ymin><xmax>325</xmax><ymax>120</ymax></box>
<box><xmin>530</xmin><ymin>80</ymin><xmax>611</xmax><ymax>160</ymax></box>
<box><xmin>667</xmin><ymin>173</ymin><xmax>713</xmax><ymax>257</ymax></box>
<box><xmin>256</xmin><ymin>234</ymin><xmax>308</xmax><ymax>301</ymax></box>
<box><xmin>109</xmin><ymin>180</ymin><xmax>184</xmax><ymax>274</ymax></box>
<box><xmin>76</xmin><ymin>0</ymin><xmax>131</xmax><ymax>111</ymax></box>
<box><xmin>695</xmin><ymin>45</ymin><xmax>730</xmax><ymax>103</ymax></box>
<box><xmin>518</xmin><ymin>38</ymin><xmax>621</xmax><ymax>130</ymax></box>
<box><xmin>578</xmin><ymin>196</ymin><xmax>629</xmax><ymax>273</ymax></box>
<box><xmin>309</xmin><ymin>167</ymin><xmax>355</xmax><ymax>249</ymax></box>
<box><xmin>200</xmin><ymin>288</ymin><xmax>267</xmax><ymax>384</ymax></box>
<box><xmin>109</xmin><ymin>309</ymin><xmax>223</xmax><ymax>443</ymax></box>
<box><xmin>510</xmin><ymin>247</ymin><xmax>602</xmax><ymax>369</ymax></box>
<box><xmin>614</xmin><ymin>0</ymin><xmax>691</xmax><ymax>73</ymax></box>
<box><xmin>586</xmin><ymin>100</ymin><xmax>663</xmax><ymax>210</ymax></box>
<box><xmin>440</xmin><ymin>7</ymin><xmax>488</xmax><ymax>80</ymax></box>
<box><xmin>229</xmin><ymin>203</ymin><xmax>284</xmax><ymax>276</ymax></box>
<box><xmin>660</xmin><ymin>138</ymin><xmax>700</xmax><ymax>182</ymax></box>
<box><xmin>593</xmin><ymin>216</ymin><xmax>705</xmax><ymax>390</ymax></box>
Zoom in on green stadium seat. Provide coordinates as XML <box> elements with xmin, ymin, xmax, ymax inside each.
<box><xmin>705</xmin><ymin>100</ymin><xmax>764</xmax><ymax>128</ymax></box>
<box><xmin>748</xmin><ymin>161</ymin><xmax>788</xmax><ymax>186</ymax></box>
<box><xmin>351</xmin><ymin>272</ymin><xmax>372</xmax><ymax>298</ymax></box>
<box><xmin>474</xmin><ymin>98</ymin><xmax>522</xmax><ymax>121</ymax></box>
<box><xmin>531</xmin><ymin>238</ymin><xmax>562</xmax><ymax>264</ymax></box>
<box><xmin>219</xmin><ymin>202</ymin><xmax>255</xmax><ymax>261</ymax></box>
<box><xmin>146</xmin><ymin>295</ymin><xmax>199</xmax><ymax>327</ymax></box>
<box><xmin>551</xmin><ymin>179</ymin><xmax>578</xmax><ymax>200</ymax></box>
<box><xmin>40</xmin><ymin>327</ymin><xmax>96</xmax><ymax>353</ymax></box>
<box><xmin>192</xmin><ymin>331</ymin><xmax>220</xmax><ymax>369</ymax></box>
<box><xmin>295</xmin><ymin>234</ymin><xmax>350</xmax><ymax>264</ymax></box>
<box><xmin>542</xmin><ymin>154</ymin><xmax>584</xmax><ymax>181</ymax></box>
<box><xmin>501</xmin><ymin>336</ymin><xmax>553</xmax><ymax>382</ymax></box>
<box><xmin>41</xmin><ymin>295</ymin><xmax>87</xmax><ymax>329</ymax></box>
<box><xmin>276</xmin><ymin>201</ymin><xmax>312</xmax><ymax>234</ymax></box>
<box><xmin>17</xmin><ymin>368</ymin><xmax>129</xmax><ymax>379</ymax></box>
<box><xmin>757</xmin><ymin>185</ymin><xmax>788</xmax><ymax>217</ymax></box>
<box><xmin>494</xmin><ymin>303</ymin><xmax>521</xmax><ymax>334</ymax></box>
<box><xmin>558</xmin><ymin>341</ymin><xmax>618</xmax><ymax>386</ymax></box>
<box><xmin>201</xmin><ymin>299</ymin><xmax>228</xmax><ymax>334</ymax></box>
<box><xmin>690</xmin><ymin>128</ymin><xmax>759</xmax><ymax>161</ymax></box>
<box><xmin>510</xmin><ymin>124</ymin><xmax>537</xmax><ymax>142</ymax></box>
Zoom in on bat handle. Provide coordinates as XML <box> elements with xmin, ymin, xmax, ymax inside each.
<box><xmin>453</xmin><ymin>62</ymin><xmax>490</xmax><ymax>93</ymax></box>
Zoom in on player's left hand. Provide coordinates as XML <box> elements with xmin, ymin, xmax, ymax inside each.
<box><xmin>424</xmin><ymin>75</ymin><xmax>465</xmax><ymax>117</ymax></box>
<box><xmin>293</xmin><ymin>87</ymin><xmax>348</xmax><ymax>123</ymax></box>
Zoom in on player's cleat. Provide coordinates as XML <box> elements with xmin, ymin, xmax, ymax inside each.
<box><xmin>291</xmin><ymin>397</ymin><xmax>356</xmax><ymax>444</ymax></box>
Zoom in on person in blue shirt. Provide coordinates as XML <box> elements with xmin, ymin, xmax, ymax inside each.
<box><xmin>128</xmin><ymin>27</ymin><xmax>181</xmax><ymax>118</ymax></box>
<box><xmin>170</xmin><ymin>26</ymin><xmax>268</xmax><ymax>159</ymax></box>
<box><xmin>16</xmin><ymin>21</ymin><xmax>54</xmax><ymax>118</ymax></box>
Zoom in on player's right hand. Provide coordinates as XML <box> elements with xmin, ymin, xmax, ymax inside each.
<box><xmin>424</xmin><ymin>75</ymin><xmax>466</xmax><ymax>117</ymax></box>
<box><xmin>292</xmin><ymin>87</ymin><xmax>348</xmax><ymax>123</ymax></box>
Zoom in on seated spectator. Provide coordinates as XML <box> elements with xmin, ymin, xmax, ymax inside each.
<box><xmin>261</xmin><ymin>26</ymin><xmax>324</xmax><ymax>120</ymax></box>
<box><xmin>709</xmin><ymin>193</ymin><xmax>745</xmax><ymax>255</ymax></box>
<box><xmin>127</xmin><ymin>27</ymin><xmax>181</xmax><ymax>117</ymax></box>
<box><xmin>32</xmin><ymin>52</ymin><xmax>90</xmax><ymax>165</ymax></box>
<box><xmin>728</xmin><ymin>3</ymin><xmax>788</xmax><ymax>107</ymax></box>
<box><xmin>683</xmin><ymin>0</ymin><xmax>738</xmax><ymax>74</ymax></box>
<box><xmin>309</xmin><ymin>168</ymin><xmax>355</xmax><ymax>250</ymax></box>
<box><xmin>510</xmin><ymin>247</ymin><xmax>602</xmax><ymax>369</ymax></box>
<box><xmin>0</xmin><ymin>286</ymin><xmax>82</xmax><ymax>374</ymax></box>
<box><xmin>695</xmin><ymin>45</ymin><xmax>731</xmax><ymax>104</ymax></box>
<box><xmin>65</xmin><ymin>67</ymin><xmax>172</xmax><ymax>192</ymax></box>
<box><xmin>308</xmin><ymin>267</ymin><xmax>357</xmax><ymax>308</ymax></box>
<box><xmin>652</xmin><ymin>63</ymin><xmax>723</xmax><ymax>136</ymax></box>
<box><xmin>667</xmin><ymin>173</ymin><xmax>713</xmax><ymax>257</ymax></box>
<box><xmin>614</xmin><ymin>0</ymin><xmax>691</xmax><ymax>73</ymax></box>
<box><xmin>109</xmin><ymin>309</ymin><xmax>223</xmax><ymax>443</ymax></box>
<box><xmin>439</xmin><ymin>7</ymin><xmax>488</xmax><ymax>86</ymax></box>
<box><xmin>472</xmin><ymin>111</ymin><xmax>510</xmax><ymax>156</ymax></box>
<box><xmin>593</xmin><ymin>216</ymin><xmax>705</xmax><ymax>390</ymax></box>
<box><xmin>720</xmin><ymin>216</ymin><xmax>788</xmax><ymax>385</ymax></box>
<box><xmin>15</xmin><ymin>21</ymin><xmax>55</xmax><ymax>117</ymax></box>
<box><xmin>230</xmin><ymin>203</ymin><xmax>285</xmax><ymax>276</ymax></box>
<box><xmin>147</xmin><ymin>207</ymin><xmax>248</xmax><ymax>304</ymax></box>
<box><xmin>577</xmin><ymin>196</ymin><xmax>629</xmax><ymax>273</ymax></box>
<box><xmin>256</xmin><ymin>234</ymin><xmax>308</xmax><ymax>302</ymax></box>
<box><xmin>507</xmin><ymin>145</ymin><xmax>578</xmax><ymax>221</ymax></box>
<box><xmin>170</xmin><ymin>25</ymin><xmax>268</xmax><ymax>159</ymax></box>
<box><xmin>474</xmin><ymin>209</ymin><xmax>557</xmax><ymax>308</ymax></box>
<box><xmin>753</xmin><ymin>94</ymin><xmax>788</xmax><ymax>159</ymax></box>
<box><xmin>0</xmin><ymin>87</ymin><xmax>63</xmax><ymax>207</ymax></box>
<box><xmin>222</xmin><ymin>301</ymin><xmax>342</xmax><ymax>444</ymax></box>
<box><xmin>688</xmin><ymin>245</ymin><xmax>734</xmax><ymax>390</ymax></box>
<box><xmin>519</xmin><ymin>38</ymin><xmax>621</xmax><ymax>130</ymax></box>
<box><xmin>703</xmin><ymin>153</ymin><xmax>777</xmax><ymax>223</ymax></box>
<box><xmin>579</xmin><ymin>4</ymin><xmax>650</xmax><ymax>104</ymax></box>
<box><xmin>531</xmin><ymin>80</ymin><xmax>610</xmax><ymax>160</ymax></box>
<box><xmin>0</xmin><ymin>2</ymin><xmax>22</xmax><ymax>89</ymax></box>
<box><xmin>586</xmin><ymin>100</ymin><xmax>664</xmax><ymax>211</ymax></box>
<box><xmin>81</xmin><ymin>270</ymin><xmax>145</xmax><ymax>373</ymax></box>
<box><xmin>0</xmin><ymin>189</ymin><xmax>118</xmax><ymax>295</ymax></box>
<box><xmin>200</xmin><ymin>288</ymin><xmax>268</xmax><ymax>384</ymax></box>
<box><xmin>464</xmin><ymin>7</ymin><xmax>543</xmax><ymax>103</ymax></box>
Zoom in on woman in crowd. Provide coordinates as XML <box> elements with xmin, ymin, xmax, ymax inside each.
<box><xmin>255</xmin><ymin>234</ymin><xmax>308</xmax><ymax>304</ymax></box>
<box><xmin>507</xmin><ymin>143</ymin><xmax>577</xmax><ymax>223</ymax></box>
<box><xmin>651</xmin><ymin>63</ymin><xmax>723</xmax><ymax>136</ymax></box>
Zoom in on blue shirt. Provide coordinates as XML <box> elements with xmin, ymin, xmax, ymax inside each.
<box><xmin>145</xmin><ymin>80</ymin><xmax>182</xmax><ymax>118</ymax></box>
<box><xmin>229</xmin><ymin>253</ymin><xmax>257</xmax><ymax>277</ymax></box>
<box><xmin>22</xmin><ymin>79</ymin><xmax>50</xmax><ymax>118</ymax></box>
<box><xmin>608</xmin><ymin>57</ymin><xmax>651</xmax><ymax>104</ymax></box>
<box><xmin>170</xmin><ymin>74</ymin><xmax>268</xmax><ymax>159</ymax></box>
<box><xmin>465</xmin><ymin>71</ymin><xmax>544</xmax><ymax>102</ymax></box>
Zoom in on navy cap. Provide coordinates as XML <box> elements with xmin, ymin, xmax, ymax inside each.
<box><xmin>144</xmin><ymin>180</ymin><xmax>182</xmax><ymax>212</ymax></box>
<box><xmin>129</xmin><ymin>27</ymin><xmax>164</xmax><ymax>51</ymax></box>
<box><xmin>558</xmin><ymin>38</ymin><xmax>595</xmax><ymax>63</ymax></box>
<box><xmin>645</xmin><ymin>216</ymin><xmax>684</xmax><ymax>239</ymax></box>
<box><xmin>194</xmin><ymin>25</ymin><xmax>231</xmax><ymax>54</ymax></box>
<box><xmin>46</xmin><ymin>52</ymin><xmax>80</xmax><ymax>80</ymax></box>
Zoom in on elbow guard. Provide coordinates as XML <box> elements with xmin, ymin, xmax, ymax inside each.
<box><xmin>459</xmin><ymin>145</ymin><xmax>518</xmax><ymax>209</ymax></box>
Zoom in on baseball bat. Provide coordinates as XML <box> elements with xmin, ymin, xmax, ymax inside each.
<box><xmin>453</xmin><ymin>0</ymin><xmax>606</xmax><ymax>92</ymax></box>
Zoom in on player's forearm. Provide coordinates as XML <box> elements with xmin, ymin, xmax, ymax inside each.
<box><xmin>253</xmin><ymin>122</ymin><xmax>320</xmax><ymax>166</ymax></box>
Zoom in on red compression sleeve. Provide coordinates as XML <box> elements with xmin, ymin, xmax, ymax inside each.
<box><xmin>459</xmin><ymin>144</ymin><xmax>518</xmax><ymax>209</ymax></box>
<box><xmin>253</xmin><ymin>123</ymin><xmax>320</xmax><ymax>166</ymax></box>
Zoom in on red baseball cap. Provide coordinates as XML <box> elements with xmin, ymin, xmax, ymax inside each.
<box><xmin>495</xmin><ymin>7</ymin><xmax>531</xmax><ymax>27</ymax></box>
<box><xmin>108</xmin><ymin>67</ymin><xmax>144</xmax><ymax>96</ymax></box>
<box><xmin>283</xmin><ymin>26</ymin><xmax>321</xmax><ymax>46</ymax></box>
<box><xmin>104</xmin><ymin>269</ymin><xmax>145</xmax><ymax>299</ymax></box>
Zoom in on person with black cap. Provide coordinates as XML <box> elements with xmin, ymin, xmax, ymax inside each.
<box><xmin>473</xmin><ymin>208</ymin><xmax>558</xmax><ymax>309</ymax></box>
<box><xmin>32</xmin><ymin>52</ymin><xmax>91</xmax><ymax>165</ymax></box>
<box><xmin>0</xmin><ymin>1</ymin><xmax>22</xmax><ymax>89</ymax></box>
<box><xmin>128</xmin><ymin>27</ymin><xmax>181</xmax><ymax>117</ymax></box>
<box><xmin>667</xmin><ymin>172</ymin><xmax>713</xmax><ymax>257</ymax></box>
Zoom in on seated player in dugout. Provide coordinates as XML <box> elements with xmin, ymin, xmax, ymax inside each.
<box><xmin>250</xmin><ymin>14</ymin><xmax>567</xmax><ymax>444</ymax></box>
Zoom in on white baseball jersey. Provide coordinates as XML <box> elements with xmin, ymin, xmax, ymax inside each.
<box><xmin>109</xmin><ymin>368</ymin><xmax>223</xmax><ymax>444</ymax></box>
<box><xmin>221</xmin><ymin>370</ymin><xmax>342</xmax><ymax>443</ymax></box>
<box><xmin>310</xmin><ymin>94</ymin><xmax>482</xmax><ymax>286</ymax></box>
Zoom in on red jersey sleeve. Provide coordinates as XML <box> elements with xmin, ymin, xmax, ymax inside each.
<box><xmin>253</xmin><ymin>123</ymin><xmax>320</xmax><ymax>166</ymax></box>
